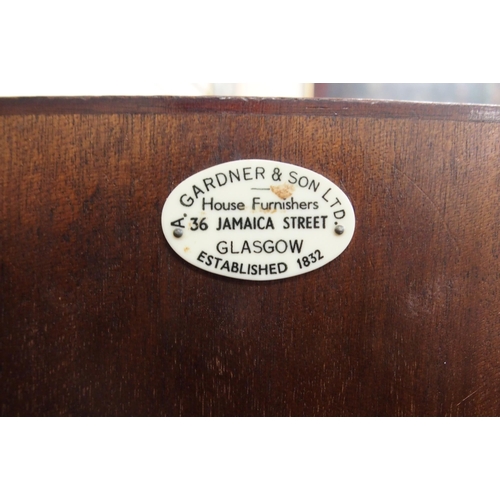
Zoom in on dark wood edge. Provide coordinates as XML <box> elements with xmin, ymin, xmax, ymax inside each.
<box><xmin>1</xmin><ymin>96</ymin><xmax>500</xmax><ymax>122</ymax></box>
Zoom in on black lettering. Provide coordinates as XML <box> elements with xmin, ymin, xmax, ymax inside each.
<box><xmin>216</xmin><ymin>241</ymin><xmax>228</xmax><ymax>254</ymax></box>
<box><xmin>203</xmin><ymin>198</ymin><xmax>246</xmax><ymax>211</ymax></box>
<box><xmin>180</xmin><ymin>194</ymin><xmax>194</xmax><ymax>207</ymax></box>
<box><xmin>309</xmin><ymin>179</ymin><xmax>320</xmax><ymax>192</ymax></box>
<box><xmin>228</xmin><ymin>169</ymin><xmax>240</xmax><ymax>183</ymax></box>
<box><xmin>193</xmin><ymin>185</ymin><xmax>204</xmax><ymax>199</ymax></box>
<box><xmin>298</xmin><ymin>176</ymin><xmax>309</xmax><ymax>188</ymax></box>
<box><xmin>170</xmin><ymin>218</ymin><xmax>185</xmax><ymax>228</ymax></box>
<box><xmin>216</xmin><ymin>173</ymin><xmax>227</xmax><ymax>187</ymax></box>
<box><xmin>289</xmin><ymin>240</ymin><xmax>304</xmax><ymax>253</ymax></box>
<box><xmin>275</xmin><ymin>240</ymin><xmax>287</xmax><ymax>253</ymax></box>
<box><xmin>253</xmin><ymin>240</ymin><xmax>263</xmax><ymax>254</ymax></box>
<box><xmin>203</xmin><ymin>177</ymin><xmax>215</xmax><ymax>192</ymax></box>
<box><xmin>263</xmin><ymin>240</ymin><xmax>274</xmax><ymax>253</ymax></box>
<box><xmin>282</xmin><ymin>216</ymin><xmax>326</xmax><ymax>229</ymax></box>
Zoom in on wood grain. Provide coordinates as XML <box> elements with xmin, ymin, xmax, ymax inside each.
<box><xmin>1</xmin><ymin>97</ymin><xmax>500</xmax><ymax>416</ymax></box>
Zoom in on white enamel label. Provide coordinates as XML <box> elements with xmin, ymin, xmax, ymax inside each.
<box><xmin>161</xmin><ymin>159</ymin><xmax>355</xmax><ymax>281</ymax></box>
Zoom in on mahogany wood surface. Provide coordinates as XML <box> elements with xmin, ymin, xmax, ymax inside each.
<box><xmin>2</xmin><ymin>97</ymin><xmax>500</xmax><ymax>416</ymax></box>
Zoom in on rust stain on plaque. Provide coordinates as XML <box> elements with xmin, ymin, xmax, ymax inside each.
<box><xmin>270</xmin><ymin>184</ymin><xmax>295</xmax><ymax>200</ymax></box>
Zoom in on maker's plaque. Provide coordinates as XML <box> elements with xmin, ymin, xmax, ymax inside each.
<box><xmin>161</xmin><ymin>159</ymin><xmax>355</xmax><ymax>281</ymax></box>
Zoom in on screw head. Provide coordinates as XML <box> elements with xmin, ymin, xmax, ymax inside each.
<box><xmin>173</xmin><ymin>228</ymin><xmax>183</xmax><ymax>238</ymax></box>
<box><xmin>335</xmin><ymin>225</ymin><xmax>344</xmax><ymax>235</ymax></box>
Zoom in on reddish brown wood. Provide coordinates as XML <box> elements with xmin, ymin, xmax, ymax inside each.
<box><xmin>2</xmin><ymin>97</ymin><xmax>500</xmax><ymax>416</ymax></box>
<box><xmin>2</xmin><ymin>96</ymin><xmax>500</xmax><ymax>122</ymax></box>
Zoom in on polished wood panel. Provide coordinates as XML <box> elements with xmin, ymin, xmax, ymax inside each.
<box><xmin>2</xmin><ymin>97</ymin><xmax>500</xmax><ymax>416</ymax></box>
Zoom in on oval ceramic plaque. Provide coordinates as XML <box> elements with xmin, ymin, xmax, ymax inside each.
<box><xmin>161</xmin><ymin>159</ymin><xmax>355</xmax><ymax>281</ymax></box>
